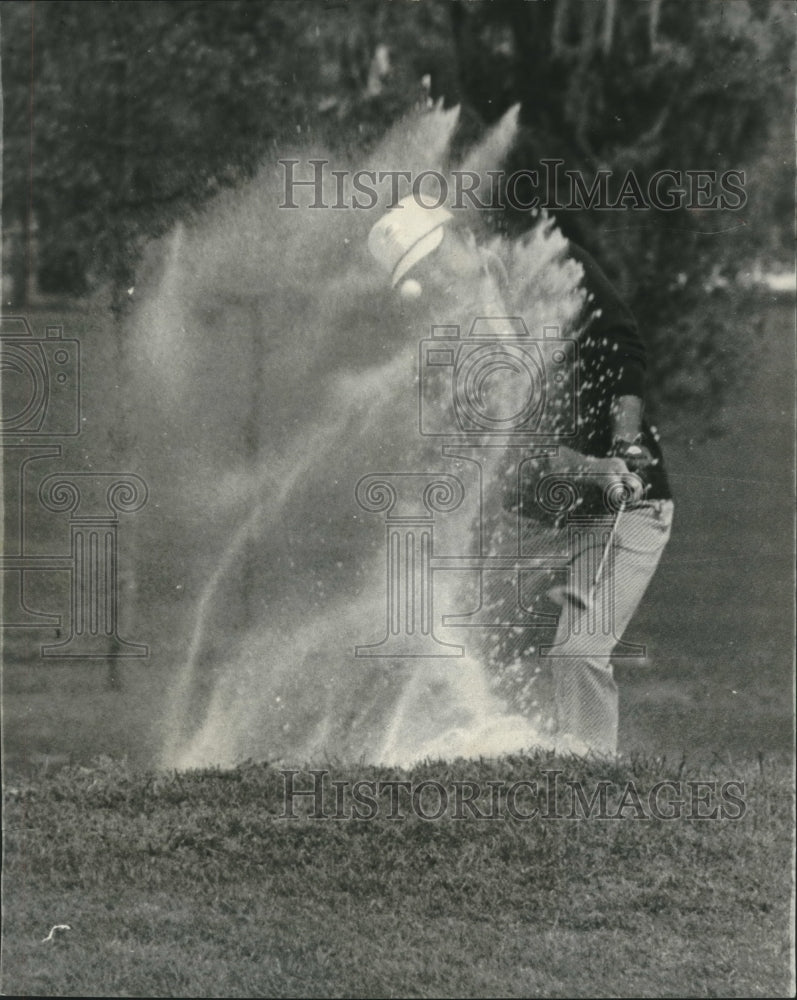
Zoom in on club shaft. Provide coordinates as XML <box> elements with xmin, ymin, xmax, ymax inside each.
<box><xmin>593</xmin><ymin>507</ymin><xmax>623</xmax><ymax>592</ymax></box>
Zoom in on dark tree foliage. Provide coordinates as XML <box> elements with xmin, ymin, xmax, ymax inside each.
<box><xmin>1</xmin><ymin>0</ymin><xmax>791</xmax><ymax>420</ymax></box>
<box><xmin>448</xmin><ymin>0</ymin><xmax>792</xmax><ymax>426</ymax></box>
<box><xmin>1</xmin><ymin>0</ymin><xmax>458</xmax><ymax>304</ymax></box>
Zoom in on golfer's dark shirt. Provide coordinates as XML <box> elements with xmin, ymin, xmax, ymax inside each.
<box><xmin>568</xmin><ymin>242</ymin><xmax>672</xmax><ymax>502</ymax></box>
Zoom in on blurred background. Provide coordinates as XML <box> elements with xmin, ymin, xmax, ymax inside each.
<box><xmin>1</xmin><ymin>0</ymin><xmax>794</xmax><ymax>771</ymax></box>
<box><xmin>2</xmin><ymin>0</ymin><xmax>793</xmax><ymax>415</ymax></box>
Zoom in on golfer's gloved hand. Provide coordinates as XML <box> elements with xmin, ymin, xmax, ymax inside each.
<box><xmin>610</xmin><ymin>439</ymin><xmax>655</xmax><ymax>472</ymax></box>
<box><xmin>596</xmin><ymin>456</ymin><xmax>647</xmax><ymax>506</ymax></box>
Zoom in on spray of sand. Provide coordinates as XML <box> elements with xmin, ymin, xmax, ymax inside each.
<box><xmin>125</xmin><ymin>105</ymin><xmax>587</xmax><ymax>770</ymax></box>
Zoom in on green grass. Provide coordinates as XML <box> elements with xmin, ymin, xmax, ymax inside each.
<box><xmin>3</xmin><ymin>287</ymin><xmax>794</xmax><ymax>997</ymax></box>
<box><xmin>3</xmin><ymin>752</ymin><xmax>793</xmax><ymax>998</ymax></box>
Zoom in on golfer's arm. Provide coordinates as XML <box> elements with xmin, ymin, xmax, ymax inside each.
<box><xmin>607</xmin><ymin>318</ymin><xmax>647</xmax><ymax>442</ymax></box>
<box><xmin>552</xmin><ymin>445</ymin><xmax>619</xmax><ymax>471</ymax></box>
<box><xmin>610</xmin><ymin>394</ymin><xmax>644</xmax><ymax>442</ymax></box>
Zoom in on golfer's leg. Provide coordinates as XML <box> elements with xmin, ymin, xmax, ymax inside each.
<box><xmin>607</xmin><ymin>501</ymin><xmax>674</xmax><ymax>638</ymax></box>
<box><xmin>551</xmin><ymin>533</ymin><xmax>620</xmax><ymax>753</ymax></box>
<box><xmin>552</xmin><ymin>502</ymin><xmax>673</xmax><ymax>753</ymax></box>
<box><xmin>554</xmin><ymin>643</ymin><xmax>619</xmax><ymax>754</ymax></box>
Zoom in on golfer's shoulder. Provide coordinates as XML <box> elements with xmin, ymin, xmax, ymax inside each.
<box><xmin>566</xmin><ymin>241</ymin><xmax>637</xmax><ymax>336</ymax></box>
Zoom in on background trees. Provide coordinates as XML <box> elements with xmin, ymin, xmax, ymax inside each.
<box><xmin>1</xmin><ymin>0</ymin><xmax>792</xmax><ymax>418</ymax></box>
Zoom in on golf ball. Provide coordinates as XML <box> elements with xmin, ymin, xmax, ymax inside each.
<box><xmin>399</xmin><ymin>278</ymin><xmax>422</xmax><ymax>300</ymax></box>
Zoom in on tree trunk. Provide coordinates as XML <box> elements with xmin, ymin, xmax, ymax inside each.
<box><xmin>649</xmin><ymin>0</ymin><xmax>663</xmax><ymax>51</ymax></box>
<box><xmin>602</xmin><ymin>0</ymin><xmax>617</xmax><ymax>56</ymax></box>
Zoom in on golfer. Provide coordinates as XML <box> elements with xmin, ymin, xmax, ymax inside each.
<box><xmin>369</xmin><ymin>197</ymin><xmax>674</xmax><ymax>754</ymax></box>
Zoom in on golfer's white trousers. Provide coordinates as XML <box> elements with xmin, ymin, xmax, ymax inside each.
<box><xmin>550</xmin><ymin>499</ymin><xmax>674</xmax><ymax>754</ymax></box>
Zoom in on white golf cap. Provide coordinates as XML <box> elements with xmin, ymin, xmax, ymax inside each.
<box><xmin>368</xmin><ymin>196</ymin><xmax>453</xmax><ymax>287</ymax></box>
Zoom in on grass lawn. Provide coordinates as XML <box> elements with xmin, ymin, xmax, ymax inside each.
<box><xmin>2</xmin><ymin>299</ymin><xmax>794</xmax><ymax>997</ymax></box>
<box><xmin>2</xmin><ymin>753</ymin><xmax>793</xmax><ymax>998</ymax></box>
